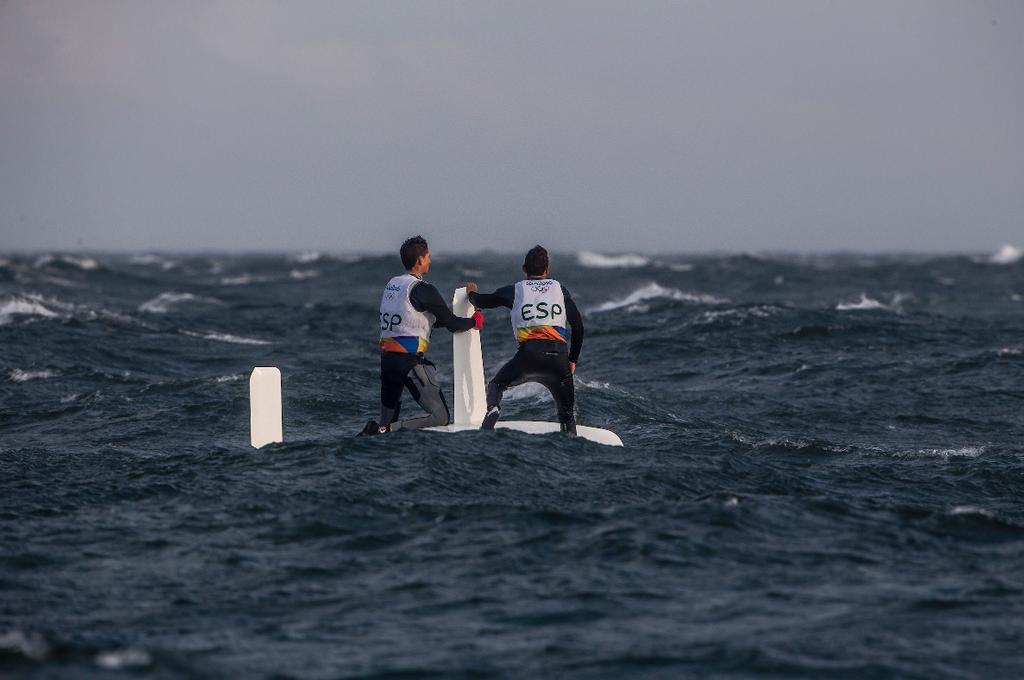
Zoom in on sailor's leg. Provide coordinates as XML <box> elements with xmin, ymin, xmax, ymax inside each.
<box><xmin>537</xmin><ymin>349</ymin><xmax>577</xmax><ymax>435</ymax></box>
<box><xmin>392</xmin><ymin>362</ymin><xmax>450</xmax><ymax>430</ymax></box>
<box><xmin>379</xmin><ymin>353</ymin><xmax>410</xmax><ymax>427</ymax></box>
<box><xmin>486</xmin><ymin>352</ymin><xmax>528</xmax><ymax>410</ymax></box>
<box><xmin>482</xmin><ymin>352</ymin><xmax>529</xmax><ymax>428</ymax></box>
<box><xmin>554</xmin><ymin>373</ymin><xmax>577</xmax><ymax>435</ymax></box>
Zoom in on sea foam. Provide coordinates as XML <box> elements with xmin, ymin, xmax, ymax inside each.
<box><xmin>139</xmin><ymin>292</ymin><xmax>220</xmax><ymax>314</ymax></box>
<box><xmin>0</xmin><ymin>295</ymin><xmax>61</xmax><ymax>325</ymax></box>
<box><xmin>988</xmin><ymin>244</ymin><xmax>1022</xmax><ymax>265</ymax></box>
<box><xmin>0</xmin><ymin>630</ymin><xmax>50</xmax><ymax>661</ymax></box>
<box><xmin>33</xmin><ymin>255</ymin><xmax>100</xmax><ymax>271</ymax></box>
<box><xmin>9</xmin><ymin>369</ymin><xmax>59</xmax><ymax>383</ymax></box>
<box><xmin>590</xmin><ymin>283</ymin><xmax>727</xmax><ymax>313</ymax></box>
<box><xmin>182</xmin><ymin>330</ymin><xmax>272</xmax><ymax>345</ymax></box>
<box><xmin>578</xmin><ymin>251</ymin><xmax>650</xmax><ymax>268</ymax></box>
<box><xmin>836</xmin><ymin>293</ymin><xmax>909</xmax><ymax>312</ymax></box>
<box><xmin>836</xmin><ymin>294</ymin><xmax>889</xmax><ymax>311</ymax></box>
<box><xmin>95</xmin><ymin>648</ymin><xmax>152</xmax><ymax>670</ymax></box>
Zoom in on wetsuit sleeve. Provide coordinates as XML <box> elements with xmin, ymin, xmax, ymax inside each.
<box><xmin>468</xmin><ymin>285</ymin><xmax>515</xmax><ymax>309</ymax></box>
<box><xmin>563</xmin><ymin>286</ymin><xmax>585</xmax><ymax>363</ymax></box>
<box><xmin>410</xmin><ymin>282</ymin><xmax>475</xmax><ymax>332</ymax></box>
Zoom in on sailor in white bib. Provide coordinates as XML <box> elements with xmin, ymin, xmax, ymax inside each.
<box><xmin>361</xmin><ymin>236</ymin><xmax>483</xmax><ymax>436</ymax></box>
<box><xmin>467</xmin><ymin>245</ymin><xmax>584</xmax><ymax>434</ymax></box>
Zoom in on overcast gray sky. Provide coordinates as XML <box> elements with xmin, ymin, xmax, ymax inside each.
<box><xmin>1</xmin><ymin>1</ymin><xmax>1021</xmax><ymax>253</ymax></box>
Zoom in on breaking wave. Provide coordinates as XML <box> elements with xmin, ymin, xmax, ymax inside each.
<box><xmin>577</xmin><ymin>251</ymin><xmax>650</xmax><ymax>268</ymax></box>
<box><xmin>589</xmin><ymin>282</ymin><xmax>727</xmax><ymax>313</ymax></box>
<box><xmin>987</xmin><ymin>244</ymin><xmax>1022</xmax><ymax>265</ymax></box>
<box><xmin>9</xmin><ymin>369</ymin><xmax>59</xmax><ymax>383</ymax></box>
<box><xmin>181</xmin><ymin>330</ymin><xmax>272</xmax><ymax>346</ymax></box>
<box><xmin>835</xmin><ymin>293</ymin><xmax>909</xmax><ymax>312</ymax></box>
<box><xmin>139</xmin><ymin>292</ymin><xmax>221</xmax><ymax>314</ymax></box>
<box><xmin>0</xmin><ymin>294</ymin><xmax>61</xmax><ymax>324</ymax></box>
<box><xmin>33</xmin><ymin>255</ymin><xmax>100</xmax><ymax>271</ymax></box>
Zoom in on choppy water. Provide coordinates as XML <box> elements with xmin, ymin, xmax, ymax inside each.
<box><xmin>2</xmin><ymin>248</ymin><xmax>1023</xmax><ymax>678</ymax></box>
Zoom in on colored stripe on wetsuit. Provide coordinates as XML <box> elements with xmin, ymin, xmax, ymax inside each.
<box><xmin>515</xmin><ymin>325</ymin><xmax>567</xmax><ymax>343</ymax></box>
<box><xmin>380</xmin><ymin>336</ymin><xmax>429</xmax><ymax>353</ymax></box>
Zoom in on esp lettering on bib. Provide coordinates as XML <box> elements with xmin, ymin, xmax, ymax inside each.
<box><xmin>511</xmin><ymin>279</ymin><xmax>568</xmax><ymax>343</ymax></box>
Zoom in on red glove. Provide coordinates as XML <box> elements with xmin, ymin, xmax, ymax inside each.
<box><xmin>472</xmin><ymin>310</ymin><xmax>484</xmax><ymax>330</ymax></box>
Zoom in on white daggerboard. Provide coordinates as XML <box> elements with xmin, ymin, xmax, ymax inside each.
<box><xmin>429</xmin><ymin>288</ymin><xmax>623</xmax><ymax>447</ymax></box>
<box><xmin>250</xmin><ymin>366</ymin><xmax>283</xmax><ymax>448</ymax></box>
<box><xmin>451</xmin><ymin>287</ymin><xmax>487</xmax><ymax>426</ymax></box>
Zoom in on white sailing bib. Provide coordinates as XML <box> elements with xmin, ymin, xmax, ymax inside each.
<box><xmin>511</xmin><ymin>278</ymin><xmax>568</xmax><ymax>343</ymax></box>
<box><xmin>379</xmin><ymin>274</ymin><xmax>434</xmax><ymax>353</ymax></box>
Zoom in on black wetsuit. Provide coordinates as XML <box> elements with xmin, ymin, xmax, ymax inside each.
<box><xmin>380</xmin><ymin>280</ymin><xmax>475</xmax><ymax>430</ymax></box>
<box><xmin>469</xmin><ymin>283</ymin><xmax>584</xmax><ymax>431</ymax></box>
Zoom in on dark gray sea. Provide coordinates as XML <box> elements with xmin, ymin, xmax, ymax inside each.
<box><xmin>2</xmin><ymin>249</ymin><xmax>1023</xmax><ymax>678</ymax></box>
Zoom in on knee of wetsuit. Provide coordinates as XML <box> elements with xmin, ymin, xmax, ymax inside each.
<box><xmin>426</xmin><ymin>411</ymin><xmax>449</xmax><ymax>428</ymax></box>
<box><xmin>423</xmin><ymin>400</ymin><xmax>450</xmax><ymax>428</ymax></box>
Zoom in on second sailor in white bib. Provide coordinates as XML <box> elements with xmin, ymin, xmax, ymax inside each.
<box><xmin>468</xmin><ymin>245</ymin><xmax>584</xmax><ymax>434</ymax></box>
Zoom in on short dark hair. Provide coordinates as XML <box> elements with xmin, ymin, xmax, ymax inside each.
<box><xmin>400</xmin><ymin>235</ymin><xmax>429</xmax><ymax>270</ymax></box>
<box><xmin>523</xmin><ymin>245</ymin><xmax>549</xmax><ymax>277</ymax></box>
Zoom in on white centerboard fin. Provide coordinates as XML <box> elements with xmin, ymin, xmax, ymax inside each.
<box><xmin>250</xmin><ymin>366</ymin><xmax>283</xmax><ymax>448</ymax></box>
<box><xmin>451</xmin><ymin>287</ymin><xmax>487</xmax><ymax>426</ymax></box>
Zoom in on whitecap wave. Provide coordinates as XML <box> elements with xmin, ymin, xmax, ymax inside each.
<box><xmin>0</xmin><ymin>630</ymin><xmax>50</xmax><ymax>661</ymax></box>
<box><xmin>33</xmin><ymin>254</ymin><xmax>99</xmax><ymax>270</ymax></box>
<box><xmin>95</xmin><ymin>648</ymin><xmax>152</xmax><ymax>670</ymax></box>
<box><xmin>0</xmin><ymin>295</ymin><xmax>61</xmax><ymax>325</ymax></box>
<box><xmin>836</xmin><ymin>293</ymin><xmax>909</xmax><ymax>312</ymax></box>
<box><xmin>139</xmin><ymin>292</ymin><xmax>220</xmax><ymax>314</ymax></box>
<box><xmin>728</xmin><ymin>431</ymin><xmax>853</xmax><ymax>454</ymax></box>
<box><xmin>130</xmin><ymin>254</ymin><xmax>178</xmax><ymax>270</ymax></box>
<box><xmin>589</xmin><ymin>283</ymin><xmax>727</xmax><ymax>313</ymax></box>
<box><xmin>886</xmin><ymin>446</ymin><xmax>985</xmax><ymax>459</ymax></box>
<box><xmin>949</xmin><ymin>505</ymin><xmax>995</xmax><ymax>518</ymax></box>
<box><xmin>220</xmin><ymin>274</ymin><xmax>276</xmax><ymax>286</ymax></box>
<box><xmin>576</xmin><ymin>378</ymin><xmax>611</xmax><ymax>390</ymax></box>
<box><xmin>578</xmin><ymin>251</ymin><xmax>650</xmax><ymax>268</ymax></box>
<box><xmin>696</xmin><ymin>305</ymin><xmax>780</xmax><ymax>324</ymax></box>
<box><xmin>290</xmin><ymin>252</ymin><xmax>362</xmax><ymax>265</ymax></box>
<box><xmin>10</xmin><ymin>369</ymin><xmax>59</xmax><ymax>383</ymax></box>
<box><xmin>836</xmin><ymin>294</ymin><xmax>888</xmax><ymax>311</ymax></box>
<box><xmin>289</xmin><ymin>269</ymin><xmax>320</xmax><ymax>280</ymax></box>
<box><xmin>182</xmin><ymin>330</ymin><xmax>271</xmax><ymax>345</ymax></box>
<box><xmin>506</xmin><ymin>382</ymin><xmax>552</xmax><ymax>402</ymax></box>
<box><xmin>292</xmin><ymin>251</ymin><xmax>322</xmax><ymax>264</ymax></box>
<box><xmin>988</xmin><ymin>244</ymin><xmax>1022</xmax><ymax>265</ymax></box>
<box><xmin>61</xmin><ymin>255</ymin><xmax>99</xmax><ymax>270</ymax></box>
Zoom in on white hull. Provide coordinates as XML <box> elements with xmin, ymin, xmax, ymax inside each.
<box><xmin>428</xmin><ymin>420</ymin><xmax>623</xmax><ymax>447</ymax></box>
